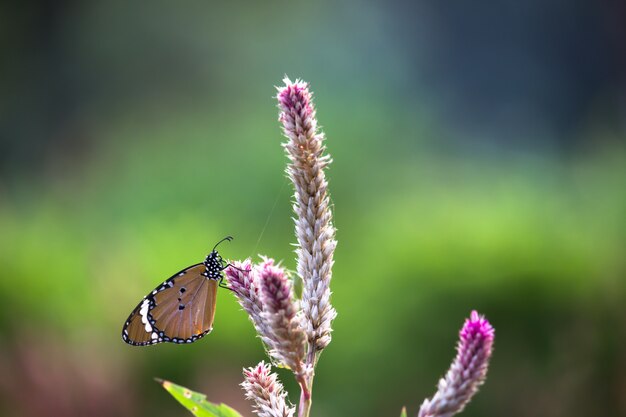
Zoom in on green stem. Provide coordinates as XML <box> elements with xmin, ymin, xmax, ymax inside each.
<box><xmin>297</xmin><ymin>346</ymin><xmax>318</xmax><ymax>417</ymax></box>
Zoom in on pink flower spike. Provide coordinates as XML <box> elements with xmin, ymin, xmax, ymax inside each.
<box><xmin>257</xmin><ymin>258</ymin><xmax>306</xmax><ymax>376</ymax></box>
<box><xmin>277</xmin><ymin>77</ymin><xmax>337</xmax><ymax>352</ymax></box>
<box><xmin>241</xmin><ymin>361</ymin><xmax>295</xmax><ymax>417</ymax></box>
<box><xmin>225</xmin><ymin>260</ymin><xmax>254</xmax><ymax>299</ymax></box>
<box><xmin>418</xmin><ymin>311</ymin><xmax>495</xmax><ymax>417</ymax></box>
<box><xmin>461</xmin><ymin>310</ymin><xmax>495</xmax><ymax>348</ymax></box>
<box><xmin>225</xmin><ymin>260</ymin><xmax>274</xmax><ymax>349</ymax></box>
<box><xmin>258</xmin><ymin>259</ymin><xmax>296</xmax><ymax>315</ymax></box>
<box><xmin>225</xmin><ymin>260</ymin><xmax>259</xmax><ymax>317</ymax></box>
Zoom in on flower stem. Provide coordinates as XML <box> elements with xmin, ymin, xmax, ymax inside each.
<box><xmin>297</xmin><ymin>383</ymin><xmax>311</xmax><ymax>417</ymax></box>
<box><xmin>297</xmin><ymin>347</ymin><xmax>317</xmax><ymax>417</ymax></box>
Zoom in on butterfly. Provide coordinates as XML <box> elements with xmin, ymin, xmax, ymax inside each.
<box><xmin>122</xmin><ymin>236</ymin><xmax>233</xmax><ymax>346</ymax></box>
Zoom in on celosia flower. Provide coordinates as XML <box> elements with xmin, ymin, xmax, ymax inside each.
<box><xmin>225</xmin><ymin>261</ymin><xmax>275</xmax><ymax>350</ymax></box>
<box><xmin>418</xmin><ymin>311</ymin><xmax>495</xmax><ymax>417</ymax></box>
<box><xmin>277</xmin><ymin>77</ymin><xmax>337</xmax><ymax>352</ymax></box>
<box><xmin>227</xmin><ymin>258</ymin><xmax>307</xmax><ymax>377</ymax></box>
<box><xmin>257</xmin><ymin>258</ymin><xmax>306</xmax><ymax>376</ymax></box>
<box><xmin>241</xmin><ymin>361</ymin><xmax>295</xmax><ymax>417</ymax></box>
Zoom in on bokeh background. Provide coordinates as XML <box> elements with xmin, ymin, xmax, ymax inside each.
<box><xmin>1</xmin><ymin>1</ymin><xmax>625</xmax><ymax>416</ymax></box>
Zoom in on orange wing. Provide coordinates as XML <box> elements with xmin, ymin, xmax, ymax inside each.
<box><xmin>122</xmin><ymin>264</ymin><xmax>218</xmax><ymax>346</ymax></box>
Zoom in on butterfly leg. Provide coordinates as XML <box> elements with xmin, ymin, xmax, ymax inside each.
<box><xmin>224</xmin><ymin>263</ymin><xmax>248</xmax><ymax>273</ymax></box>
<box><xmin>218</xmin><ymin>276</ymin><xmax>235</xmax><ymax>291</ymax></box>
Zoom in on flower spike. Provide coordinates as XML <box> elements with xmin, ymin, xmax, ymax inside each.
<box><xmin>418</xmin><ymin>311</ymin><xmax>495</xmax><ymax>417</ymax></box>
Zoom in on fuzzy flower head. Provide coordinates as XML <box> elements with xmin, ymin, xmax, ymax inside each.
<box><xmin>277</xmin><ymin>77</ymin><xmax>337</xmax><ymax>351</ymax></box>
<box><xmin>460</xmin><ymin>311</ymin><xmax>495</xmax><ymax>350</ymax></box>
<box><xmin>418</xmin><ymin>311</ymin><xmax>495</xmax><ymax>417</ymax></box>
<box><xmin>225</xmin><ymin>260</ymin><xmax>275</xmax><ymax>350</ymax></box>
<box><xmin>227</xmin><ymin>258</ymin><xmax>307</xmax><ymax>374</ymax></box>
<box><xmin>257</xmin><ymin>258</ymin><xmax>306</xmax><ymax>375</ymax></box>
<box><xmin>225</xmin><ymin>260</ymin><xmax>254</xmax><ymax>299</ymax></box>
<box><xmin>241</xmin><ymin>361</ymin><xmax>295</xmax><ymax>417</ymax></box>
<box><xmin>225</xmin><ymin>260</ymin><xmax>259</xmax><ymax>319</ymax></box>
<box><xmin>257</xmin><ymin>258</ymin><xmax>294</xmax><ymax>314</ymax></box>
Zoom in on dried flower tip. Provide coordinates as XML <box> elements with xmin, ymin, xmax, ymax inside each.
<box><xmin>277</xmin><ymin>77</ymin><xmax>337</xmax><ymax>351</ymax></box>
<box><xmin>418</xmin><ymin>311</ymin><xmax>495</xmax><ymax>417</ymax></box>
<box><xmin>241</xmin><ymin>361</ymin><xmax>295</xmax><ymax>417</ymax></box>
<box><xmin>257</xmin><ymin>258</ymin><xmax>306</xmax><ymax>374</ymax></box>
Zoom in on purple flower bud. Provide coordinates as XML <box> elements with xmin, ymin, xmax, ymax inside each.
<box><xmin>241</xmin><ymin>361</ymin><xmax>295</xmax><ymax>417</ymax></box>
<box><xmin>418</xmin><ymin>311</ymin><xmax>495</xmax><ymax>417</ymax></box>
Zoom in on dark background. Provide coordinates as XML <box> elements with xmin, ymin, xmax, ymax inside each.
<box><xmin>1</xmin><ymin>1</ymin><xmax>625</xmax><ymax>416</ymax></box>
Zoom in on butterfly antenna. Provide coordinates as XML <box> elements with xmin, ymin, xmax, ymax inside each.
<box><xmin>213</xmin><ymin>236</ymin><xmax>233</xmax><ymax>252</ymax></box>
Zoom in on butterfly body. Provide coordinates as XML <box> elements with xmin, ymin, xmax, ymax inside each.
<box><xmin>122</xmin><ymin>237</ymin><xmax>231</xmax><ymax>346</ymax></box>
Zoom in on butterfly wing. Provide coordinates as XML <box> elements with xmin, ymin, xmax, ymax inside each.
<box><xmin>122</xmin><ymin>263</ymin><xmax>219</xmax><ymax>346</ymax></box>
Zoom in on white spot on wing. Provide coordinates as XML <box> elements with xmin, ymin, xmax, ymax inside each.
<box><xmin>139</xmin><ymin>299</ymin><xmax>152</xmax><ymax>333</ymax></box>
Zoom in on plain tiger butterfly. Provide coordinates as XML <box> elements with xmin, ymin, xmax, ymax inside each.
<box><xmin>122</xmin><ymin>236</ymin><xmax>233</xmax><ymax>346</ymax></box>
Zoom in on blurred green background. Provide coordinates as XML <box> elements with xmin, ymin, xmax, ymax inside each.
<box><xmin>1</xmin><ymin>1</ymin><xmax>625</xmax><ymax>416</ymax></box>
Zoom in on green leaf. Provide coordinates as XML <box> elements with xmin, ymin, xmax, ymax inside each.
<box><xmin>156</xmin><ymin>378</ymin><xmax>243</xmax><ymax>417</ymax></box>
<box><xmin>399</xmin><ymin>406</ymin><xmax>407</xmax><ymax>417</ymax></box>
